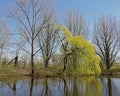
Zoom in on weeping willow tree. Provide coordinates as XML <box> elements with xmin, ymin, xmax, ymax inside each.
<box><xmin>56</xmin><ymin>25</ymin><xmax>101</xmax><ymax>75</ymax></box>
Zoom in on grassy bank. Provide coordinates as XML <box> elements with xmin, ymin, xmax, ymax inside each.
<box><xmin>101</xmin><ymin>64</ymin><xmax>120</xmax><ymax>76</ymax></box>
<box><xmin>0</xmin><ymin>64</ymin><xmax>63</xmax><ymax>77</ymax></box>
<box><xmin>0</xmin><ymin>64</ymin><xmax>120</xmax><ymax>77</ymax></box>
<box><xmin>0</xmin><ymin>65</ymin><xmax>96</xmax><ymax>77</ymax></box>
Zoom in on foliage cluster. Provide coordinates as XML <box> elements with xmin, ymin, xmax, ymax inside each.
<box><xmin>58</xmin><ymin>26</ymin><xmax>101</xmax><ymax>75</ymax></box>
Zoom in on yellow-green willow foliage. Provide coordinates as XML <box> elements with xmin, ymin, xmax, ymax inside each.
<box><xmin>56</xmin><ymin>25</ymin><xmax>101</xmax><ymax>75</ymax></box>
<box><xmin>80</xmin><ymin>77</ymin><xmax>102</xmax><ymax>96</ymax></box>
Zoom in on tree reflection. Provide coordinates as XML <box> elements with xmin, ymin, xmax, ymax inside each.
<box><xmin>40</xmin><ymin>78</ymin><xmax>52</xmax><ymax>96</ymax></box>
<box><xmin>44</xmin><ymin>78</ymin><xmax>48</xmax><ymax>96</ymax></box>
<box><xmin>0</xmin><ymin>79</ymin><xmax>17</xmax><ymax>96</ymax></box>
<box><xmin>72</xmin><ymin>77</ymin><xmax>78</xmax><ymax>96</ymax></box>
<box><xmin>108</xmin><ymin>78</ymin><xmax>112</xmax><ymax>96</ymax></box>
<box><xmin>0</xmin><ymin>77</ymin><xmax>118</xmax><ymax>96</ymax></box>
<box><xmin>30</xmin><ymin>77</ymin><xmax>34</xmax><ymax>96</ymax></box>
<box><xmin>72</xmin><ymin>77</ymin><xmax>102</xmax><ymax>96</ymax></box>
<box><xmin>61</xmin><ymin>77</ymin><xmax>102</xmax><ymax>96</ymax></box>
<box><xmin>13</xmin><ymin>80</ymin><xmax>16</xmax><ymax>96</ymax></box>
<box><xmin>63</xmin><ymin>77</ymin><xmax>68</xmax><ymax>96</ymax></box>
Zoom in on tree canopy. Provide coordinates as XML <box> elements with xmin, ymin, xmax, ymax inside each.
<box><xmin>56</xmin><ymin>25</ymin><xmax>101</xmax><ymax>75</ymax></box>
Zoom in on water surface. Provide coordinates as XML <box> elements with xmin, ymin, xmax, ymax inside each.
<box><xmin>0</xmin><ymin>76</ymin><xmax>119</xmax><ymax>96</ymax></box>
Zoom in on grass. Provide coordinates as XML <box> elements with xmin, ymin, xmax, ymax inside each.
<box><xmin>1</xmin><ymin>64</ymin><xmax>120</xmax><ymax>77</ymax></box>
<box><xmin>0</xmin><ymin>67</ymin><xmax>30</xmax><ymax>76</ymax></box>
<box><xmin>0</xmin><ymin>64</ymin><xmax>83</xmax><ymax>77</ymax></box>
<box><xmin>101</xmin><ymin>64</ymin><xmax>120</xmax><ymax>76</ymax></box>
<box><xmin>0</xmin><ymin>64</ymin><xmax>64</xmax><ymax>77</ymax></box>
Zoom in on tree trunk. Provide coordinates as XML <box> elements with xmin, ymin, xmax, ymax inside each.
<box><xmin>31</xmin><ymin>55</ymin><xmax>34</xmax><ymax>75</ymax></box>
<box><xmin>63</xmin><ymin>55</ymin><xmax>67</xmax><ymax>72</ymax></box>
<box><xmin>106</xmin><ymin>62</ymin><xmax>110</xmax><ymax>70</ymax></box>
<box><xmin>14</xmin><ymin>56</ymin><xmax>18</xmax><ymax>67</ymax></box>
<box><xmin>45</xmin><ymin>59</ymin><xmax>49</xmax><ymax>68</ymax></box>
<box><xmin>0</xmin><ymin>48</ymin><xmax>3</xmax><ymax>62</ymax></box>
<box><xmin>31</xmin><ymin>39</ymin><xmax>34</xmax><ymax>75</ymax></box>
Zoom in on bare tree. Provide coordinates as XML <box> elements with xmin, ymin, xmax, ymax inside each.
<box><xmin>0</xmin><ymin>20</ymin><xmax>9</xmax><ymax>62</ymax></box>
<box><xmin>94</xmin><ymin>16</ymin><xmax>120</xmax><ymax>70</ymax></box>
<box><xmin>65</xmin><ymin>11</ymin><xmax>89</xmax><ymax>39</ymax></box>
<box><xmin>8</xmin><ymin>0</ymin><xmax>53</xmax><ymax>75</ymax></box>
<box><xmin>38</xmin><ymin>18</ymin><xmax>58</xmax><ymax>68</ymax></box>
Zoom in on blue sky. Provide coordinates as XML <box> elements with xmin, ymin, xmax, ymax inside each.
<box><xmin>1</xmin><ymin>0</ymin><xmax>120</xmax><ymax>25</ymax></box>
<box><xmin>56</xmin><ymin>0</ymin><xmax>120</xmax><ymax>27</ymax></box>
<box><xmin>1</xmin><ymin>0</ymin><xmax>120</xmax><ymax>19</ymax></box>
<box><xmin>0</xmin><ymin>0</ymin><xmax>120</xmax><ymax>35</ymax></box>
<box><xmin>56</xmin><ymin>0</ymin><xmax>120</xmax><ymax>40</ymax></box>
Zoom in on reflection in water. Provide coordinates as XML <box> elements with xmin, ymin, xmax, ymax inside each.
<box><xmin>13</xmin><ymin>80</ymin><xmax>16</xmax><ymax>96</ymax></box>
<box><xmin>108</xmin><ymin>78</ymin><xmax>112</xmax><ymax>96</ymax></box>
<box><xmin>63</xmin><ymin>77</ymin><xmax>68</xmax><ymax>96</ymax></box>
<box><xmin>30</xmin><ymin>77</ymin><xmax>34</xmax><ymax>96</ymax></box>
<box><xmin>44</xmin><ymin>78</ymin><xmax>48</xmax><ymax>96</ymax></box>
<box><xmin>0</xmin><ymin>77</ymin><xmax>120</xmax><ymax>96</ymax></box>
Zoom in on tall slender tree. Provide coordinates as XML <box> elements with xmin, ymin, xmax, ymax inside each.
<box><xmin>94</xmin><ymin>16</ymin><xmax>120</xmax><ymax>70</ymax></box>
<box><xmin>38</xmin><ymin>18</ymin><xmax>58</xmax><ymax>68</ymax></box>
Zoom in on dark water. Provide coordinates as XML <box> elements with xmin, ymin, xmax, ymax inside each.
<box><xmin>0</xmin><ymin>76</ymin><xmax>120</xmax><ymax>96</ymax></box>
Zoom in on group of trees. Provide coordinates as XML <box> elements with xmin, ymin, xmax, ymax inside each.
<box><xmin>8</xmin><ymin>0</ymin><xmax>57</xmax><ymax>74</ymax></box>
<box><xmin>0</xmin><ymin>0</ymin><xmax>120</xmax><ymax>75</ymax></box>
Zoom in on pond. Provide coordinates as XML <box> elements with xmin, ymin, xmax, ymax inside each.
<box><xmin>0</xmin><ymin>76</ymin><xmax>119</xmax><ymax>96</ymax></box>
